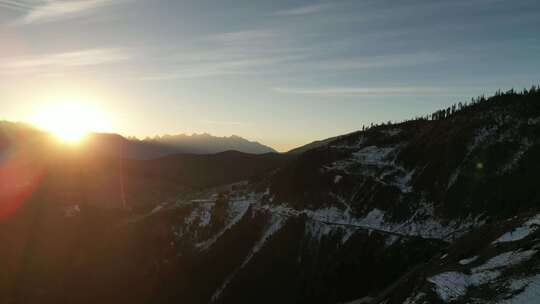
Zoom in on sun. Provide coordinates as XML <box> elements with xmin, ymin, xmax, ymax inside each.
<box><xmin>31</xmin><ymin>102</ymin><xmax>112</xmax><ymax>143</ymax></box>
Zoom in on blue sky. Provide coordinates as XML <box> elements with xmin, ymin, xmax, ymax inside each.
<box><xmin>0</xmin><ymin>0</ymin><xmax>539</xmax><ymax>151</ymax></box>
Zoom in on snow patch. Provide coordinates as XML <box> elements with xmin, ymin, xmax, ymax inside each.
<box><xmin>352</xmin><ymin>145</ymin><xmax>397</xmax><ymax>166</ymax></box>
<box><xmin>305</xmin><ymin>220</ymin><xmax>336</xmax><ymax>243</ymax></box>
<box><xmin>429</xmin><ymin>249</ymin><xmax>537</xmax><ymax>302</ymax></box>
<box><xmin>459</xmin><ymin>256</ymin><xmax>479</xmax><ymax>265</ymax></box>
<box><xmin>324</xmin><ymin>144</ymin><xmax>415</xmax><ymax>193</ymax></box>
<box><xmin>469</xmin><ymin>126</ymin><xmax>498</xmax><ymax>152</ymax></box>
<box><xmin>493</xmin><ymin>214</ymin><xmax>540</xmax><ymax>244</ymax></box>
<box><xmin>381</xmin><ymin>129</ymin><xmax>402</xmax><ymax>137</ymax></box>
<box><xmin>428</xmin><ymin>270</ymin><xmax>500</xmax><ymax>302</ymax></box>
<box><xmin>392</xmin><ymin>168</ymin><xmax>415</xmax><ymax>193</ymax></box>
<box><xmin>403</xmin><ymin>292</ymin><xmax>427</xmax><ymax>304</ymax></box>
<box><xmin>64</xmin><ymin>204</ymin><xmax>80</xmax><ymax>218</ymax></box>
<box><xmin>150</xmin><ymin>202</ymin><xmax>169</xmax><ymax>214</ymax></box>
<box><xmin>447</xmin><ymin>167</ymin><xmax>462</xmax><ymax>189</ymax></box>
<box><xmin>428</xmin><ymin>272</ymin><xmax>471</xmax><ymax>302</ymax></box>
<box><xmin>384</xmin><ymin>234</ymin><xmax>400</xmax><ymax>247</ymax></box>
<box><xmin>347</xmin><ymin>296</ymin><xmax>374</xmax><ymax>304</ymax></box>
<box><xmin>304</xmin><ymin>220</ymin><xmax>358</xmax><ymax>246</ymax></box>
<box><xmin>498</xmin><ymin>274</ymin><xmax>540</xmax><ymax>304</ymax></box>
<box><xmin>259</xmin><ymin>203</ymin><xmax>481</xmax><ymax>241</ymax></box>
<box><xmin>499</xmin><ymin>139</ymin><xmax>533</xmax><ymax>174</ymax></box>
<box><xmin>528</xmin><ymin>117</ymin><xmax>540</xmax><ymax>125</ymax></box>
<box><xmin>151</xmin><ymin>205</ymin><xmax>164</xmax><ymax>214</ymax></box>
<box><xmin>324</xmin><ymin>145</ymin><xmax>398</xmax><ymax>173</ymax></box>
<box><xmin>195</xmin><ymin>198</ymin><xmax>252</xmax><ymax>250</ymax></box>
<box><xmin>473</xmin><ymin>250</ymin><xmax>537</xmax><ymax>272</ymax></box>
<box><xmin>185</xmin><ymin>202</ymin><xmax>214</xmax><ymax>227</ymax></box>
<box><xmin>341</xmin><ymin>228</ymin><xmax>356</xmax><ymax>244</ymax></box>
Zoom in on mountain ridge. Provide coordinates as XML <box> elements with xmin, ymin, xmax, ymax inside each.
<box><xmin>0</xmin><ymin>87</ymin><xmax>539</xmax><ymax>303</ymax></box>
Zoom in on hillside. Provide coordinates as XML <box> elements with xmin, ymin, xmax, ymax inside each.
<box><xmin>287</xmin><ymin>135</ymin><xmax>343</xmax><ymax>154</ymax></box>
<box><xmin>143</xmin><ymin>87</ymin><xmax>540</xmax><ymax>304</ymax></box>
<box><xmin>0</xmin><ymin>88</ymin><xmax>539</xmax><ymax>303</ymax></box>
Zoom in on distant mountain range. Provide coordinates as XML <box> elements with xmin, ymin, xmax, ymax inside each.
<box><xmin>0</xmin><ymin>124</ymin><xmax>276</xmax><ymax>159</ymax></box>
<box><xmin>141</xmin><ymin>133</ymin><xmax>276</xmax><ymax>155</ymax></box>
<box><xmin>85</xmin><ymin>132</ymin><xmax>276</xmax><ymax>159</ymax></box>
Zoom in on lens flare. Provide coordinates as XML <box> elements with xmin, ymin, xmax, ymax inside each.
<box><xmin>0</xmin><ymin>153</ymin><xmax>43</xmax><ymax>219</ymax></box>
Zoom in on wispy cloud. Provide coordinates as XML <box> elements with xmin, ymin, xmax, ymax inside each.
<box><xmin>274</xmin><ymin>86</ymin><xmax>452</xmax><ymax>97</ymax></box>
<box><xmin>274</xmin><ymin>4</ymin><xmax>333</xmax><ymax>16</ymax></box>
<box><xmin>311</xmin><ymin>52</ymin><xmax>447</xmax><ymax>71</ymax></box>
<box><xmin>206</xmin><ymin>30</ymin><xmax>278</xmax><ymax>45</ymax></box>
<box><xmin>1</xmin><ymin>0</ymin><xmax>127</xmax><ymax>25</ymax></box>
<box><xmin>2</xmin><ymin>48</ymin><xmax>130</xmax><ymax>71</ymax></box>
<box><xmin>140</xmin><ymin>59</ymin><xmax>273</xmax><ymax>80</ymax></box>
<box><xmin>141</xmin><ymin>29</ymin><xmax>304</xmax><ymax>80</ymax></box>
<box><xmin>0</xmin><ymin>0</ymin><xmax>33</xmax><ymax>12</ymax></box>
<box><xmin>141</xmin><ymin>53</ymin><xmax>303</xmax><ymax>80</ymax></box>
<box><xmin>140</xmin><ymin>27</ymin><xmax>447</xmax><ymax>81</ymax></box>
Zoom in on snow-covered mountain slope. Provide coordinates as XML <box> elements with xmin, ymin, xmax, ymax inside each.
<box><xmin>139</xmin><ymin>89</ymin><xmax>540</xmax><ymax>304</ymax></box>
<box><xmin>146</xmin><ymin>185</ymin><xmax>445</xmax><ymax>304</ymax></box>
<box><xmin>273</xmin><ymin>92</ymin><xmax>540</xmax><ymax>227</ymax></box>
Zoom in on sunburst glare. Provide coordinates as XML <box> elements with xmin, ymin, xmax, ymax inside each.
<box><xmin>30</xmin><ymin>102</ymin><xmax>112</xmax><ymax>143</ymax></box>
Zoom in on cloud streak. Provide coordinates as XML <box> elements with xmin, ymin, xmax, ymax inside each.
<box><xmin>311</xmin><ymin>52</ymin><xmax>447</xmax><ymax>71</ymax></box>
<box><xmin>141</xmin><ymin>53</ymin><xmax>302</xmax><ymax>80</ymax></box>
<box><xmin>2</xmin><ymin>48</ymin><xmax>130</xmax><ymax>71</ymax></box>
<box><xmin>140</xmin><ymin>30</ymin><xmax>446</xmax><ymax>81</ymax></box>
<box><xmin>141</xmin><ymin>29</ymin><xmax>304</xmax><ymax>80</ymax></box>
<box><xmin>1</xmin><ymin>0</ymin><xmax>126</xmax><ymax>25</ymax></box>
<box><xmin>274</xmin><ymin>4</ymin><xmax>332</xmax><ymax>16</ymax></box>
<box><xmin>206</xmin><ymin>30</ymin><xmax>278</xmax><ymax>45</ymax></box>
<box><xmin>0</xmin><ymin>0</ymin><xmax>34</xmax><ymax>12</ymax></box>
<box><xmin>274</xmin><ymin>86</ymin><xmax>453</xmax><ymax>97</ymax></box>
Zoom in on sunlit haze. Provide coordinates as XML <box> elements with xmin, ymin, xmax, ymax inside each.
<box><xmin>1</xmin><ymin>0</ymin><xmax>539</xmax><ymax>151</ymax></box>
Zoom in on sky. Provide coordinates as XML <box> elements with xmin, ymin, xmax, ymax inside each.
<box><xmin>0</xmin><ymin>0</ymin><xmax>539</xmax><ymax>151</ymax></box>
